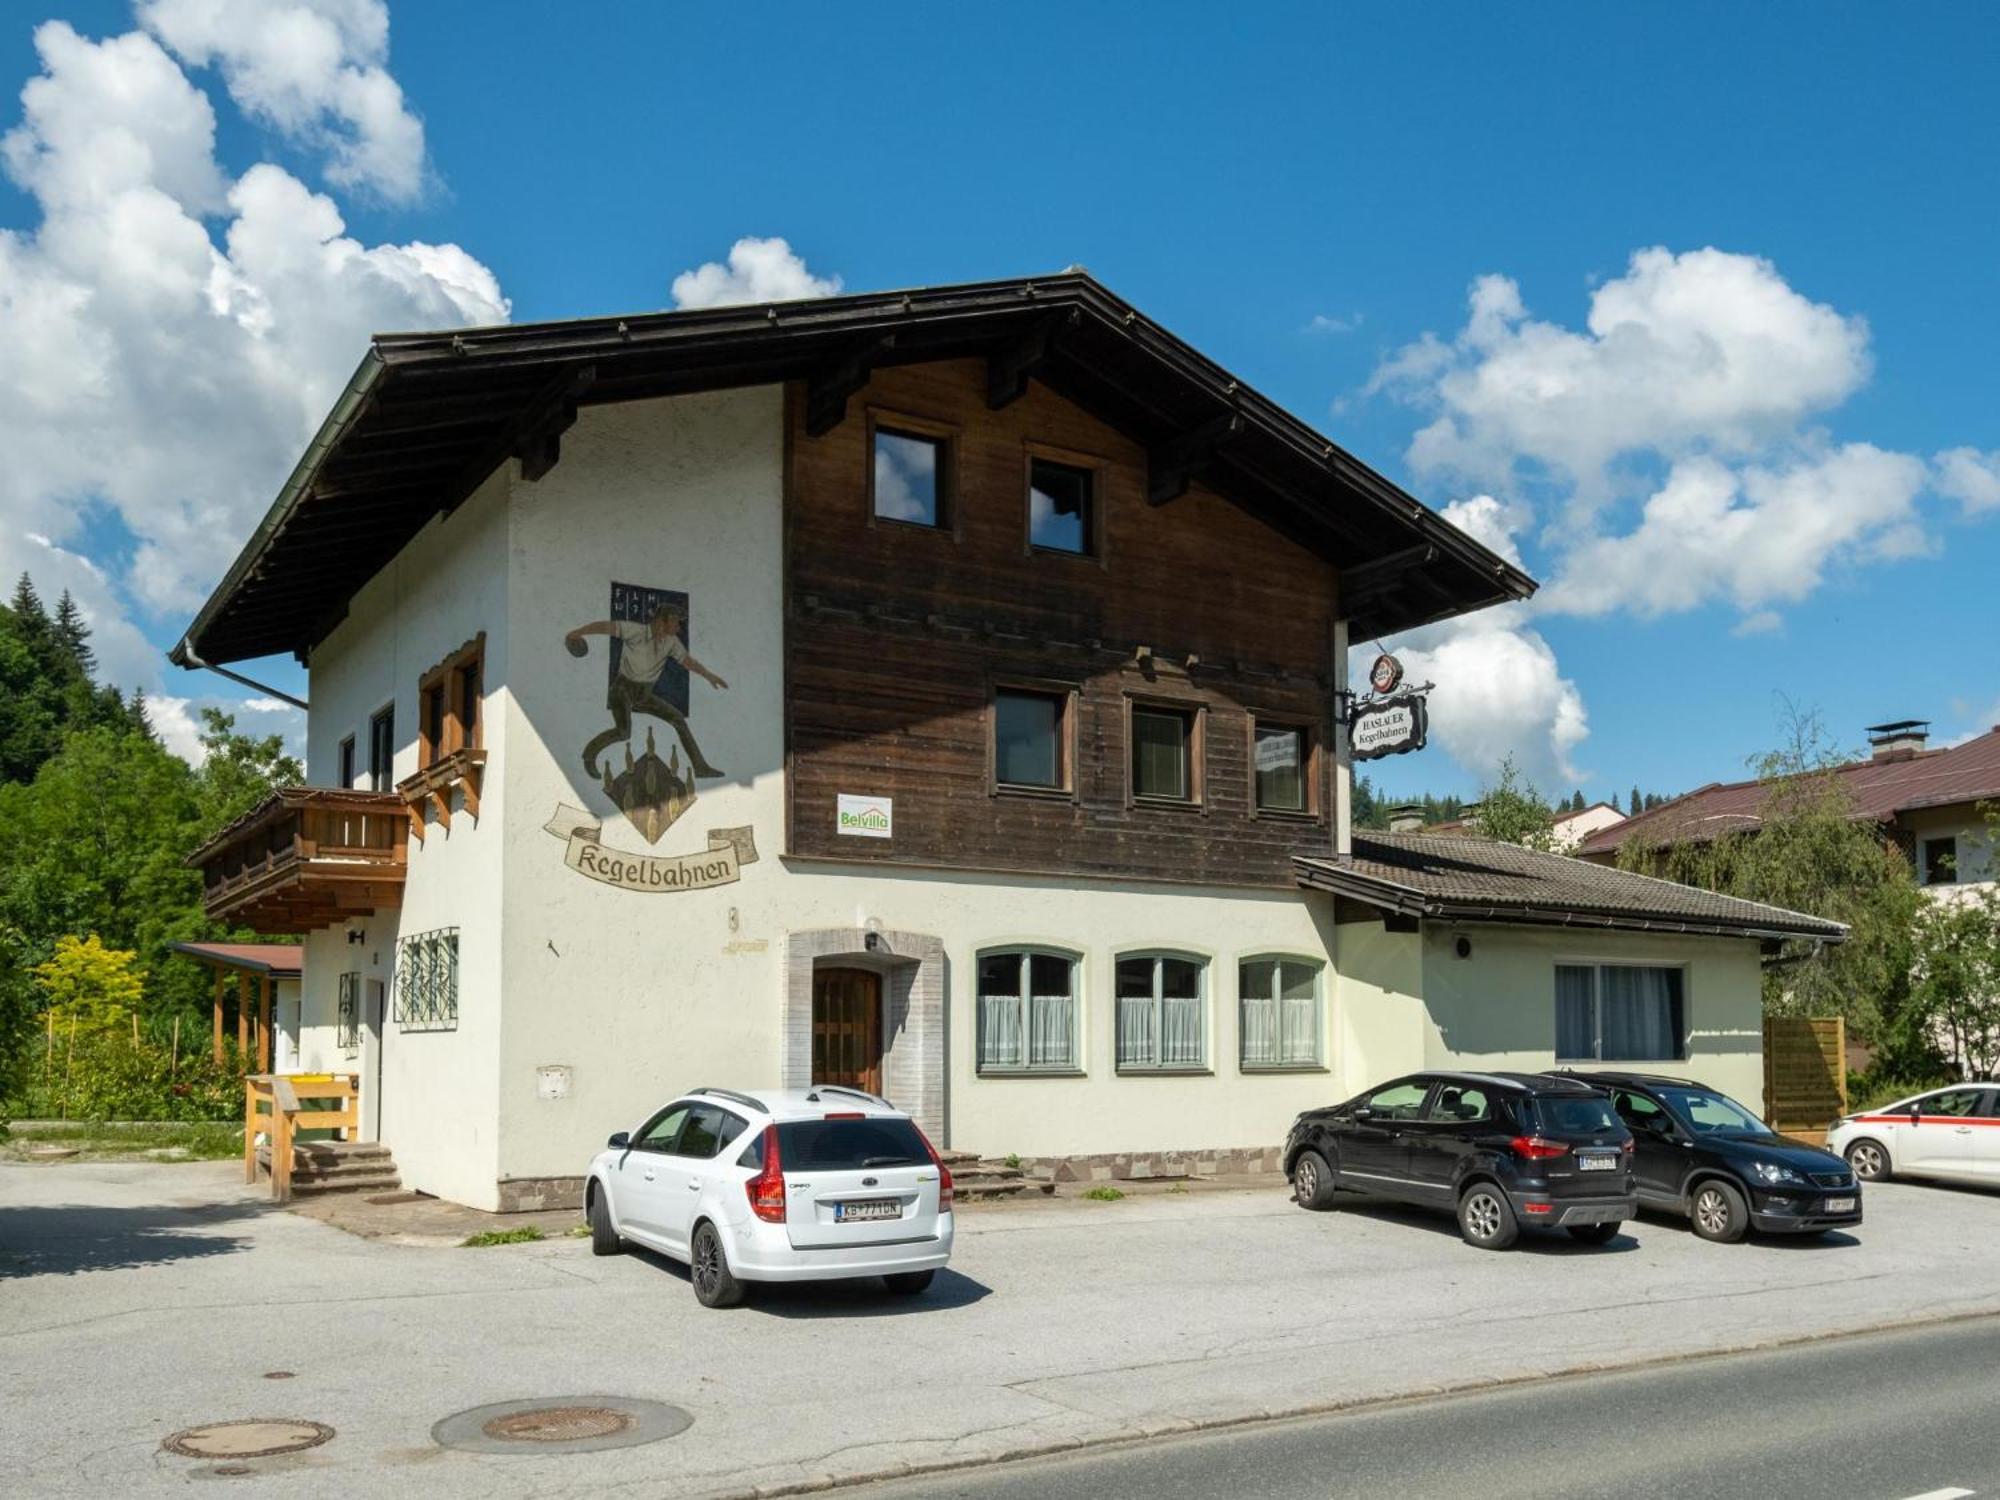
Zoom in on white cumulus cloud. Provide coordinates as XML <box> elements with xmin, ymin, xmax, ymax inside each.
<box><xmin>0</xmin><ymin>14</ymin><xmax>506</xmax><ymax>695</ymax></box>
<box><xmin>1935</xmin><ymin>447</ymin><xmax>2000</xmax><ymax>515</ymax></box>
<box><xmin>1377</xmin><ymin>248</ymin><xmax>1872</xmax><ymax>510</ymax></box>
<box><xmin>136</xmin><ymin>0</ymin><xmax>428</xmax><ymax>202</ymax></box>
<box><xmin>670</xmin><ymin>235</ymin><xmax>842</xmax><ymax>309</ymax></box>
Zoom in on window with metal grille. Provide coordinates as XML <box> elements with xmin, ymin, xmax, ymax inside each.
<box><xmin>336</xmin><ymin>971</ymin><xmax>361</xmax><ymax>1051</ymax></box>
<box><xmin>393</xmin><ymin>927</ymin><xmax>459</xmax><ymax>1031</ymax></box>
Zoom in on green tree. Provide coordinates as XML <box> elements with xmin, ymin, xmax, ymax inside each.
<box><xmin>34</xmin><ymin>934</ymin><xmax>147</xmax><ymax>1035</ymax></box>
<box><xmin>1617</xmin><ymin>707</ymin><xmax>1921</xmax><ymax>1035</ymax></box>
<box><xmin>1473</xmin><ymin>756</ymin><xmax>1558</xmax><ymax>851</ymax></box>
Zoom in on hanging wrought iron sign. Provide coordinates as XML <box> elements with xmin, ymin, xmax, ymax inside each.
<box><xmin>1350</xmin><ymin>692</ymin><xmax>1429</xmax><ymax>761</ymax></box>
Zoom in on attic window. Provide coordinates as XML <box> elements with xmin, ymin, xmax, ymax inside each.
<box><xmin>1028</xmin><ymin>457</ymin><xmax>1094</xmax><ymax>555</ymax></box>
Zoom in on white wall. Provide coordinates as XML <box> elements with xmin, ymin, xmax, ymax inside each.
<box><xmin>298</xmin><ymin>468</ymin><xmax>511</xmax><ymax>1208</ymax></box>
<box><xmin>1903</xmin><ymin>804</ymin><xmax>1996</xmax><ymax>893</ymax></box>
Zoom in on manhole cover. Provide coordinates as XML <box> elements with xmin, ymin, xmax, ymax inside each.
<box><xmin>483</xmin><ymin>1406</ymin><xmax>632</xmax><ymax>1443</ymax></box>
<box><xmin>433</xmin><ymin>1397</ymin><xmax>691</xmax><ymax>1455</ymax></box>
<box><xmin>162</xmin><ymin>1419</ymin><xmax>334</xmax><ymax>1459</ymax></box>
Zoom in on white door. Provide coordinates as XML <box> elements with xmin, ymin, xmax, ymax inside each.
<box><xmin>278</xmin><ymin>994</ymin><xmax>302</xmax><ymax>1073</ymax></box>
<box><xmin>1903</xmin><ymin>1088</ymin><xmax>1988</xmax><ymax>1179</ymax></box>
<box><xmin>1971</xmin><ymin>1089</ymin><xmax>2000</xmax><ymax>1181</ymax></box>
<box><xmin>610</xmin><ymin>1103</ymin><xmax>691</xmax><ymax>1244</ymax></box>
<box><xmin>649</xmin><ymin>1103</ymin><xmax>732</xmax><ymax>1255</ymax></box>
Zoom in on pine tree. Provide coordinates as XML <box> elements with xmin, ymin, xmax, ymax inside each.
<box><xmin>52</xmin><ymin>590</ymin><xmax>94</xmax><ymax>677</ymax></box>
<box><xmin>128</xmin><ymin>687</ymin><xmax>156</xmax><ymax>740</ymax></box>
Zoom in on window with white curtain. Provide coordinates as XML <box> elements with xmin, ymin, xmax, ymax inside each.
<box><xmin>1239</xmin><ymin>957</ymin><xmax>1323</xmax><ymax>1069</ymax></box>
<box><xmin>976</xmin><ymin>949</ymin><xmax>1079</xmax><ymax>1073</ymax></box>
<box><xmin>1116</xmin><ymin>953</ymin><xmax>1207</xmax><ymax>1070</ymax></box>
<box><xmin>1555</xmin><ymin>963</ymin><xmax>1685</xmax><ymax>1061</ymax></box>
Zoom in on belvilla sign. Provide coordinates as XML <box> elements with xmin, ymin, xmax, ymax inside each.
<box><xmin>1351</xmin><ymin>693</ymin><xmax>1428</xmax><ymax>761</ymax></box>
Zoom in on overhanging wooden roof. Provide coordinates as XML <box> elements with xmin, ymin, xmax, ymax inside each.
<box><xmin>173</xmin><ymin>271</ymin><xmax>1536</xmax><ymax>667</ymax></box>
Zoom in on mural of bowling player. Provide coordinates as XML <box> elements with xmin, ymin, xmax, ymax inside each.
<box><xmin>565</xmin><ymin>585</ymin><xmax>729</xmax><ymax>783</ymax></box>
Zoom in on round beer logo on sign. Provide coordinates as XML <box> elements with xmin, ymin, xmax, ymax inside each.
<box><xmin>1369</xmin><ymin>653</ymin><xmax>1404</xmax><ymax>696</ymax></box>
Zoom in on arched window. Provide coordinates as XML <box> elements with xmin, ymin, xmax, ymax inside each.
<box><xmin>976</xmin><ymin>948</ymin><xmax>1080</xmax><ymax>1074</ymax></box>
<box><xmin>1115</xmin><ymin>952</ymin><xmax>1208</xmax><ymax>1071</ymax></box>
<box><xmin>1239</xmin><ymin>956</ymin><xmax>1323</xmax><ymax>1069</ymax></box>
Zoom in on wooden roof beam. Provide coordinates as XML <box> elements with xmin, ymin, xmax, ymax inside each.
<box><xmin>1148</xmin><ymin>411</ymin><xmax>1246</xmax><ymax>507</ymax></box>
<box><xmin>986</xmin><ymin>309</ymin><xmax>1078</xmax><ymax>410</ymax></box>
<box><xmin>804</xmin><ymin>333</ymin><xmax>897</xmax><ymax>437</ymax></box>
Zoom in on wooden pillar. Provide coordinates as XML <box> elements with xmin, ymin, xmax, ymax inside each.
<box><xmin>258</xmin><ymin>975</ymin><xmax>273</xmax><ymax>1073</ymax></box>
<box><xmin>243</xmin><ymin>1080</ymin><xmax>259</xmax><ymax>1184</ymax></box>
<box><xmin>211</xmin><ymin>967</ymin><xmax>224</xmax><ymax>1067</ymax></box>
<box><xmin>236</xmin><ymin>972</ymin><xmax>248</xmax><ymax>1062</ymax></box>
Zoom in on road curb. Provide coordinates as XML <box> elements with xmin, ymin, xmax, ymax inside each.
<box><xmin>719</xmin><ymin>1303</ymin><xmax>2000</xmax><ymax>1500</ymax></box>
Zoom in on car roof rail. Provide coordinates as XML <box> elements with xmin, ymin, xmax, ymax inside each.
<box><xmin>689</xmin><ymin>1086</ymin><xmax>768</xmax><ymax>1113</ymax></box>
<box><xmin>805</xmin><ymin>1083</ymin><xmax>892</xmax><ymax>1109</ymax></box>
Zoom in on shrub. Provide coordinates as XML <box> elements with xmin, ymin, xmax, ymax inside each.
<box><xmin>8</xmin><ymin>1028</ymin><xmax>243</xmax><ymax>1122</ymax></box>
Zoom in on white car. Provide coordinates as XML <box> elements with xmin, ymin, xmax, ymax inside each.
<box><xmin>584</xmin><ymin>1085</ymin><xmax>955</xmax><ymax>1307</ymax></box>
<box><xmin>1828</xmin><ymin>1082</ymin><xmax>2000</xmax><ymax>1188</ymax></box>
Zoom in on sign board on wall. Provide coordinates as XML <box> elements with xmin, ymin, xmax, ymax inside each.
<box><xmin>1351</xmin><ymin>694</ymin><xmax>1428</xmax><ymax>761</ymax></box>
<box><xmin>836</xmin><ymin>794</ymin><xmax>893</xmax><ymax>839</ymax></box>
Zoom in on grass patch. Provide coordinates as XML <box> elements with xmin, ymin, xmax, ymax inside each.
<box><xmin>1081</xmin><ymin>1185</ymin><xmax>1125</xmax><ymax>1202</ymax></box>
<box><xmin>1165</xmin><ymin>1181</ymin><xmax>1189</xmax><ymax>1195</ymax></box>
<box><xmin>1003</xmin><ymin>1153</ymin><xmax>1022</xmax><ymax>1170</ymax></box>
<box><xmin>0</xmin><ymin>1120</ymin><xmax>244</xmax><ymax>1162</ymax></box>
<box><xmin>568</xmin><ymin>1224</ymin><xmax>592</xmax><ymax>1238</ymax></box>
<box><xmin>459</xmin><ymin>1226</ymin><xmax>546</xmax><ymax>1248</ymax></box>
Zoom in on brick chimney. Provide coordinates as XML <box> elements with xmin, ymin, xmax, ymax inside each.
<box><xmin>1387</xmin><ymin>804</ymin><xmax>1425</xmax><ymax>833</ymax></box>
<box><xmin>1865</xmin><ymin>720</ymin><xmax>1930</xmax><ymax>763</ymax></box>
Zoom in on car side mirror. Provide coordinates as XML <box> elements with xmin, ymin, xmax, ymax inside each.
<box><xmin>1903</xmin><ymin>1105</ymin><xmax>1922</xmax><ymax>1121</ymax></box>
<box><xmin>1353</xmin><ymin>1105</ymin><xmax>1375</xmax><ymax>1121</ymax></box>
<box><xmin>607</xmin><ymin>1131</ymin><xmax>631</xmax><ymax>1150</ymax></box>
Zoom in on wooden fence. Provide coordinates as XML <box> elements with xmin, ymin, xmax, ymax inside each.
<box><xmin>1763</xmin><ymin>1016</ymin><xmax>1847</xmax><ymax>1145</ymax></box>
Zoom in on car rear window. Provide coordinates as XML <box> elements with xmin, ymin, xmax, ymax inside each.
<box><xmin>1533</xmin><ymin>1095</ymin><xmax>1621</xmax><ymax>1135</ymax></box>
<box><xmin>776</xmin><ymin>1118</ymin><xmax>930</xmax><ymax>1171</ymax></box>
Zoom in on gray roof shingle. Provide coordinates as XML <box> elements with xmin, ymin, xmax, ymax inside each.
<box><xmin>1296</xmin><ymin>832</ymin><xmax>1847</xmax><ymax>942</ymax></box>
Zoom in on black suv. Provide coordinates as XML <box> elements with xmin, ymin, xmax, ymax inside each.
<box><xmin>1574</xmin><ymin>1071</ymin><xmax>1862</xmax><ymax>1242</ymax></box>
<box><xmin>1284</xmin><ymin>1071</ymin><xmax>1636</xmax><ymax>1250</ymax></box>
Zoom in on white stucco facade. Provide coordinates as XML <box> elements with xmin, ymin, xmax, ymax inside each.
<box><xmin>280</xmin><ymin>385</ymin><xmax>1775</xmax><ymax>1210</ymax></box>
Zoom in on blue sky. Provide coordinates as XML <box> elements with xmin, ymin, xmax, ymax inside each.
<box><xmin>1</xmin><ymin>2</ymin><xmax>1994</xmax><ymax>801</ymax></box>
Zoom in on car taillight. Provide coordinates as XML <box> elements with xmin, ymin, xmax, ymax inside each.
<box><xmin>1621</xmin><ymin>1137</ymin><xmax>1635</xmax><ymax>1155</ymax></box>
<box><xmin>1510</xmin><ymin>1135</ymin><xmax>1570</xmax><ymax>1160</ymax></box>
<box><xmin>914</xmin><ymin>1123</ymin><xmax>954</xmax><ymax>1212</ymax></box>
<box><xmin>745</xmin><ymin>1124</ymin><xmax>786</xmax><ymax>1223</ymax></box>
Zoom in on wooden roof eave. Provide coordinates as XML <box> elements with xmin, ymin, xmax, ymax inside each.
<box><xmin>177</xmin><ymin>272</ymin><xmax>1537</xmax><ymax>667</ymax></box>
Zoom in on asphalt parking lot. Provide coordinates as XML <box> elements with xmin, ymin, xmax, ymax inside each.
<box><xmin>3</xmin><ymin>1161</ymin><xmax>1998</xmax><ymax>1499</ymax></box>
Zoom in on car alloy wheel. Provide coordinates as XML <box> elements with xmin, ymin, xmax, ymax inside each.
<box><xmin>1463</xmin><ymin>1190</ymin><xmax>1503</xmax><ymax>1241</ymax></box>
<box><xmin>693</xmin><ymin>1232</ymin><xmax>722</xmax><ymax>1295</ymax></box>
<box><xmin>1694</xmin><ymin>1187</ymin><xmax>1729</xmax><ymax>1235</ymax></box>
<box><xmin>1295</xmin><ymin>1155</ymin><xmax>1320</xmax><ymax>1203</ymax></box>
<box><xmin>1846</xmin><ymin>1141</ymin><xmax>1887</xmax><ymax>1181</ymax></box>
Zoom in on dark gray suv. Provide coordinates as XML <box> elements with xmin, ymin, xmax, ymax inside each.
<box><xmin>1284</xmin><ymin>1071</ymin><xmax>1637</xmax><ymax>1249</ymax></box>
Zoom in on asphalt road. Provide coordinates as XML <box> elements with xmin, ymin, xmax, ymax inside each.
<box><xmin>852</xmin><ymin>1315</ymin><xmax>2000</xmax><ymax>1500</ymax></box>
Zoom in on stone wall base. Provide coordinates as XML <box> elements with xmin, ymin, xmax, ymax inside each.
<box><xmin>496</xmin><ymin>1175</ymin><xmax>587</xmax><ymax>1213</ymax></box>
<box><xmin>1024</xmin><ymin>1146</ymin><xmax>1284</xmax><ymax>1184</ymax></box>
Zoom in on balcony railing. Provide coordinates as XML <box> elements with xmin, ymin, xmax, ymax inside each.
<box><xmin>188</xmin><ymin>787</ymin><xmax>409</xmax><ymax>934</ymax></box>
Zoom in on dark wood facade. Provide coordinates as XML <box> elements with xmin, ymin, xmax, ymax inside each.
<box><xmin>785</xmin><ymin>359</ymin><xmax>1340</xmax><ymax>888</ymax></box>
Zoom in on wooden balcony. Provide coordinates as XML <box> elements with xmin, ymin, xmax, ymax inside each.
<box><xmin>189</xmin><ymin>787</ymin><xmax>409</xmax><ymax>934</ymax></box>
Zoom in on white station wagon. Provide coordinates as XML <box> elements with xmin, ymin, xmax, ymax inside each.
<box><xmin>584</xmin><ymin>1085</ymin><xmax>955</xmax><ymax>1307</ymax></box>
<box><xmin>1828</xmin><ymin>1083</ymin><xmax>2000</xmax><ymax>1189</ymax></box>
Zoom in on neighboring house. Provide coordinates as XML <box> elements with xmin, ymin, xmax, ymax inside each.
<box><xmin>175</xmin><ymin>272</ymin><xmax>1841</xmax><ymax>1211</ymax></box>
<box><xmin>1553</xmin><ymin>802</ymin><xmax>1625</xmax><ymax>853</ymax></box>
<box><xmin>1575</xmin><ymin>721</ymin><xmax>2000</xmax><ymax>895</ymax></box>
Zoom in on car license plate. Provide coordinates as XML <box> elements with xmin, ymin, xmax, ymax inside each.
<box><xmin>1578</xmin><ymin>1153</ymin><xmax>1619</xmax><ymax>1172</ymax></box>
<box><xmin>835</xmin><ymin>1198</ymin><xmax>900</xmax><ymax>1223</ymax></box>
<box><xmin>1825</xmin><ymin>1196</ymin><xmax>1856</xmax><ymax>1213</ymax></box>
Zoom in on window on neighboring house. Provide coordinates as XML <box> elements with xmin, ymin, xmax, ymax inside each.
<box><xmin>1923</xmin><ymin>836</ymin><xmax>1959</xmax><ymax>886</ymax></box>
<box><xmin>1556</xmin><ymin>963</ymin><xmax>1686</xmax><ymax>1062</ymax></box>
<box><xmin>1028</xmin><ymin>457</ymin><xmax>1093</xmax><ymax>555</ymax></box>
<box><xmin>393</xmin><ymin>927</ymin><xmax>459</xmax><ymax>1031</ymax></box>
<box><xmin>873</xmin><ymin>426</ymin><xmax>948</xmax><ymax>528</ymax></box>
<box><xmin>1239</xmin><ymin>957</ymin><xmax>1322</xmax><ymax>1069</ymax></box>
<box><xmin>994</xmin><ymin>688</ymin><xmax>1069</xmax><ymax>791</ymax></box>
<box><xmin>337</xmin><ymin>734</ymin><xmax>357</xmax><ymax>791</ymax></box>
<box><xmin>1253</xmin><ymin>722</ymin><xmax>1309</xmax><ymax>813</ymax></box>
<box><xmin>1131</xmin><ymin>704</ymin><xmax>1197</xmax><ymax>802</ymax></box>
<box><xmin>367</xmin><ymin>705</ymin><xmax>395</xmax><ymax>791</ymax></box>
<box><xmin>976</xmin><ymin>949</ymin><xmax>1080</xmax><ymax>1073</ymax></box>
<box><xmin>1115</xmin><ymin>952</ymin><xmax>1207</xmax><ymax>1071</ymax></box>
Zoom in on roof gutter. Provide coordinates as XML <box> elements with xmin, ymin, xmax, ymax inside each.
<box><xmin>169</xmin><ymin>348</ymin><xmax>387</xmax><ymax>672</ymax></box>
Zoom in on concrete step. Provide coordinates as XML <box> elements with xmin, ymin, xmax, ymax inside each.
<box><xmin>257</xmin><ymin>1138</ymin><xmax>401</xmax><ymax>1195</ymax></box>
<box><xmin>287</xmin><ymin>1170</ymin><xmax>403</xmax><ymax>1196</ymax></box>
<box><xmin>946</xmin><ymin>1157</ymin><xmax>1055</xmax><ymax>1201</ymax></box>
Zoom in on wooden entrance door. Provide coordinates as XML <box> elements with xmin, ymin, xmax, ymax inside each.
<box><xmin>812</xmin><ymin>968</ymin><xmax>883</xmax><ymax>1094</ymax></box>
